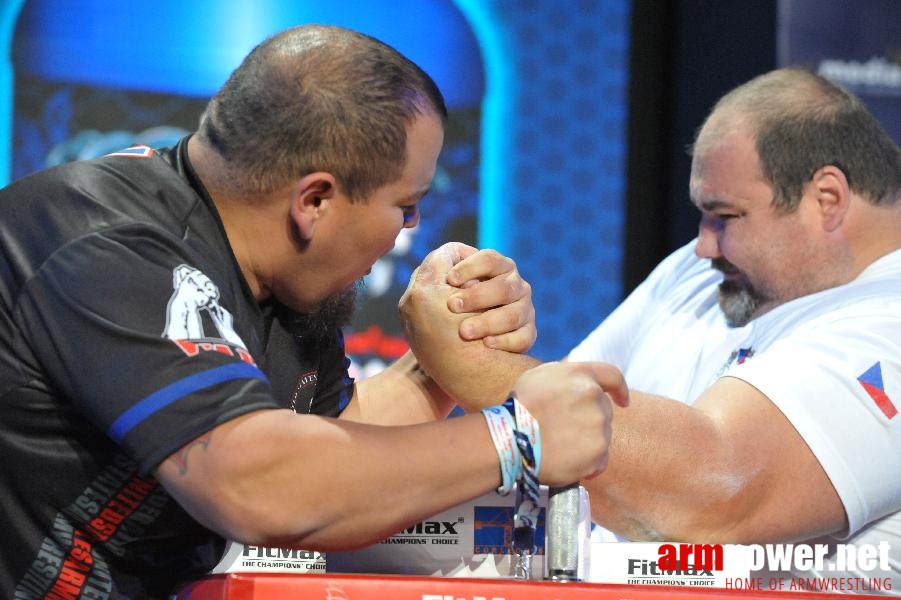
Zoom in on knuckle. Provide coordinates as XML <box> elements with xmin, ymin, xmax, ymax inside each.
<box><xmin>509</xmin><ymin>330</ymin><xmax>532</xmax><ymax>352</ymax></box>
<box><xmin>501</xmin><ymin>307</ymin><xmax>520</xmax><ymax>332</ymax></box>
<box><xmin>504</xmin><ymin>278</ymin><xmax>520</xmax><ymax>302</ymax></box>
<box><xmin>567</xmin><ymin>372</ymin><xmax>599</xmax><ymax>397</ymax></box>
<box><xmin>483</xmin><ymin>248</ymin><xmax>502</xmax><ymax>261</ymax></box>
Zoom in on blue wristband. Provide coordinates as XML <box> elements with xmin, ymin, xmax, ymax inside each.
<box><xmin>501</xmin><ymin>393</ymin><xmax>543</xmax><ymax>556</ymax></box>
<box><xmin>482</xmin><ymin>403</ymin><xmax>522</xmax><ymax>495</ymax></box>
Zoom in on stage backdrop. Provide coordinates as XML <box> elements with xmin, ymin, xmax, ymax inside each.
<box><xmin>778</xmin><ymin>0</ymin><xmax>901</xmax><ymax>147</ymax></box>
<box><xmin>3</xmin><ymin>0</ymin><xmax>631</xmax><ymax>370</ymax></box>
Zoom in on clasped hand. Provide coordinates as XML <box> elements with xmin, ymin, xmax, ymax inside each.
<box><xmin>399</xmin><ymin>241</ymin><xmax>536</xmax><ymax>355</ymax></box>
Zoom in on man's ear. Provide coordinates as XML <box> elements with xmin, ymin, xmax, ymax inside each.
<box><xmin>290</xmin><ymin>173</ymin><xmax>336</xmax><ymax>240</ymax></box>
<box><xmin>811</xmin><ymin>165</ymin><xmax>850</xmax><ymax>233</ymax></box>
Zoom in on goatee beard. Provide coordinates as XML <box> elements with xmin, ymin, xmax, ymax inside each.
<box><xmin>717</xmin><ymin>280</ymin><xmax>761</xmax><ymax>327</ymax></box>
<box><xmin>712</xmin><ymin>258</ymin><xmax>763</xmax><ymax>327</ymax></box>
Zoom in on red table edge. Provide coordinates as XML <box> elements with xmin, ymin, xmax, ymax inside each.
<box><xmin>176</xmin><ymin>572</ymin><xmax>893</xmax><ymax>600</ymax></box>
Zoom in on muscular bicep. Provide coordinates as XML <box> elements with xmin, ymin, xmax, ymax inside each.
<box><xmin>694</xmin><ymin>376</ymin><xmax>846</xmax><ymax>542</ymax></box>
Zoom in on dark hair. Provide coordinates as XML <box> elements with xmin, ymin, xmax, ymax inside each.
<box><xmin>697</xmin><ymin>68</ymin><xmax>901</xmax><ymax>211</ymax></box>
<box><xmin>198</xmin><ymin>24</ymin><xmax>447</xmax><ymax>200</ymax></box>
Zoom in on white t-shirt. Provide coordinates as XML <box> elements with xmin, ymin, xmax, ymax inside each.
<box><xmin>569</xmin><ymin>240</ymin><xmax>901</xmax><ymax>589</ymax></box>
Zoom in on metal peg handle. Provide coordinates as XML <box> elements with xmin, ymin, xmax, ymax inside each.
<box><xmin>545</xmin><ymin>483</ymin><xmax>582</xmax><ymax>581</ymax></box>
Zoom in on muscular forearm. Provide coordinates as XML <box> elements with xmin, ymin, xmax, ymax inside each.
<box><xmin>581</xmin><ymin>392</ymin><xmax>732</xmax><ymax>541</ymax></box>
<box><xmin>342</xmin><ymin>351</ymin><xmax>455</xmax><ymax>425</ymax></box>
<box><xmin>156</xmin><ymin>408</ymin><xmax>500</xmax><ymax>550</ymax></box>
<box><xmin>347</xmin><ymin>349</ymin><xmax>540</xmax><ymax>424</ymax></box>
<box><xmin>583</xmin><ymin>380</ymin><xmax>846</xmax><ymax>544</ymax></box>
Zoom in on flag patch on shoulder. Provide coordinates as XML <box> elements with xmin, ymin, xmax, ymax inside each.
<box><xmin>858</xmin><ymin>362</ymin><xmax>897</xmax><ymax>420</ymax></box>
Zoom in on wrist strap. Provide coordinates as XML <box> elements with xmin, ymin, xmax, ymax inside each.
<box><xmin>510</xmin><ymin>394</ymin><xmax>541</xmax><ymax>506</ymax></box>
<box><xmin>482</xmin><ymin>403</ymin><xmax>522</xmax><ymax>495</ymax></box>
<box><xmin>506</xmin><ymin>393</ymin><xmax>542</xmax><ymax>556</ymax></box>
<box><xmin>482</xmin><ymin>393</ymin><xmax>544</xmax><ymax>558</ymax></box>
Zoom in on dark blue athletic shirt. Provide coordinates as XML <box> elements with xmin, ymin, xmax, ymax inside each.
<box><xmin>0</xmin><ymin>137</ymin><xmax>354</xmax><ymax>599</ymax></box>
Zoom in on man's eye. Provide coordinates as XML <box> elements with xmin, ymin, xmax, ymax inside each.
<box><xmin>699</xmin><ymin>212</ymin><xmax>737</xmax><ymax>233</ymax></box>
<box><xmin>402</xmin><ymin>205</ymin><xmax>419</xmax><ymax>224</ymax></box>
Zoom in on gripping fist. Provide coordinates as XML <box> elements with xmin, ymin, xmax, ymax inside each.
<box><xmin>512</xmin><ymin>361</ymin><xmax>629</xmax><ymax>486</ymax></box>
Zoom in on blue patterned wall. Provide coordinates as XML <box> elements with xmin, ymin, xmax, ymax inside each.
<box><xmin>459</xmin><ymin>0</ymin><xmax>631</xmax><ymax>359</ymax></box>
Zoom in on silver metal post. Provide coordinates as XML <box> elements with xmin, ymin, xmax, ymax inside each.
<box><xmin>545</xmin><ymin>483</ymin><xmax>582</xmax><ymax>581</ymax></box>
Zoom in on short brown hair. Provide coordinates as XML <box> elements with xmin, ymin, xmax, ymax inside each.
<box><xmin>198</xmin><ymin>25</ymin><xmax>447</xmax><ymax>200</ymax></box>
<box><xmin>695</xmin><ymin>68</ymin><xmax>901</xmax><ymax>211</ymax></box>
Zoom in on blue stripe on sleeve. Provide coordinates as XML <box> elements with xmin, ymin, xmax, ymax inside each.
<box><xmin>108</xmin><ymin>362</ymin><xmax>269</xmax><ymax>443</ymax></box>
<box><xmin>336</xmin><ymin>329</ymin><xmax>353</xmax><ymax>413</ymax></box>
<box><xmin>338</xmin><ymin>373</ymin><xmax>352</xmax><ymax>412</ymax></box>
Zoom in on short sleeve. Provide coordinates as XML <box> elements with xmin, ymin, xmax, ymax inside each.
<box><xmin>14</xmin><ymin>225</ymin><xmax>278</xmax><ymax>473</ymax></box>
<box><xmin>729</xmin><ymin>311</ymin><xmax>901</xmax><ymax>536</ymax></box>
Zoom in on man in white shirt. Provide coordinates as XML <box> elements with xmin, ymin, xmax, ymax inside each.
<box><xmin>568</xmin><ymin>67</ymin><xmax>901</xmax><ymax>589</ymax></box>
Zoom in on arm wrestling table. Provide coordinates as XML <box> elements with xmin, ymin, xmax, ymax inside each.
<box><xmin>174</xmin><ymin>487</ymin><xmax>892</xmax><ymax>599</ymax></box>
<box><xmin>175</xmin><ymin>572</ymin><xmax>886</xmax><ymax>599</ymax></box>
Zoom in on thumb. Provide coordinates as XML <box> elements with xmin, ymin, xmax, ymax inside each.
<box><xmin>581</xmin><ymin>361</ymin><xmax>630</xmax><ymax>408</ymax></box>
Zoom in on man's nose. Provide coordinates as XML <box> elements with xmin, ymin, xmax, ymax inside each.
<box><xmin>694</xmin><ymin>220</ymin><xmax>722</xmax><ymax>259</ymax></box>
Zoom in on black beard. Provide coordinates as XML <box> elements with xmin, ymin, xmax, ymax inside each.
<box><xmin>283</xmin><ymin>280</ymin><xmax>362</xmax><ymax>343</ymax></box>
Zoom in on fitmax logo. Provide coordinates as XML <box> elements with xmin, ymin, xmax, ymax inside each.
<box><xmin>399</xmin><ymin>518</ymin><xmax>463</xmax><ymax>535</ymax></box>
<box><xmin>242</xmin><ymin>547</ymin><xmax>324</xmax><ymax>560</ymax></box>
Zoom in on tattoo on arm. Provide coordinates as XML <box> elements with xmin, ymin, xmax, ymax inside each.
<box><xmin>170</xmin><ymin>432</ymin><xmax>212</xmax><ymax>476</ymax></box>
